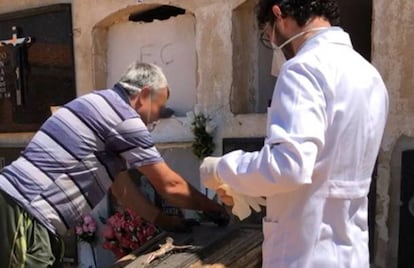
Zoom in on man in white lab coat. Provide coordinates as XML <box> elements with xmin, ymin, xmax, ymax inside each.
<box><xmin>201</xmin><ymin>0</ymin><xmax>389</xmax><ymax>267</ymax></box>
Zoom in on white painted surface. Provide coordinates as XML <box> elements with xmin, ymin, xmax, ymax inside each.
<box><xmin>107</xmin><ymin>14</ymin><xmax>197</xmax><ymax>116</ymax></box>
<box><xmin>159</xmin><ymin>146</ymin><xmax>201</xmax><ymax>191</ymax></box>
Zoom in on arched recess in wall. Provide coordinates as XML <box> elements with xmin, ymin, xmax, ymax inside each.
<box><xmin>92</xmin><ymin>4</ymin><xmax>197</xmax><ymax>116</ymax></box>
<box><xmin>231</xmin><ymin>0</ymin><xmax>276</xmax><ymax>115</ymax></box>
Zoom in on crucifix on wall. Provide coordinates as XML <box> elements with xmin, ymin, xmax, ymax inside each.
<box><xmin>0</xmin><ymin>26</ymin><xmax>32</xmax><ymax>106</ymax></box>
<box><xmin>0</xmin><ymin>4</ymin><xmax>76</xmax><ymax>133</ymax></box>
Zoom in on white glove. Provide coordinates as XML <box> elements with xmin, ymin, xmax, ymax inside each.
<box><xmin>200</xmin><ymin>157</ymin><xmax>222</xmax><ymax>190</ymax></box>
<box><xmin>201</xmin><ymin>157</ymin><xmax>266</xmax><ymax>220</ymax></box>
<box><xmin>220</xmin><ymin>184</ymin><xmax>266</xmax><ymax>220</ymax></box>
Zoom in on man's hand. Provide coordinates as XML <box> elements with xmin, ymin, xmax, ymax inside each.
<box><xmin>216</xmin><ymin>186</ymin><xmax>234</xmax><ymax>206</ymax></box>
<box><xmin>139</xmin><ymin>162</ymin><xmax>226</xmax><ymax>214</ymax></box>
<box><xmin>200</xmin><ymin>157</ymin><xmax>222</xmax><ymax>190</ymax></box>
<box><xmin>202</xmin><ymin>205</ymin><xmax>230</xmax><ymax>226</ymax></box>
<box><xmin>217</xmin><ymin>185</ymin><xmax>266</xmax><ymax>221</ymax></box>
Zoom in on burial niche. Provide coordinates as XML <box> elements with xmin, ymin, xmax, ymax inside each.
<box><xmin>105</xmin><ymin>5</ymin><xmax>196</xmax><ymax>117</ymax></box>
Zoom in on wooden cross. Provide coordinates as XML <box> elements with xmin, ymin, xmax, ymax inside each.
<box><xmin>144</xmin><ymin>237</ymin><xmax>199</xmax><ymax>265</ymax></box>
<box><xmin>0</xmin><ymin>26</ymin><xmax>32</xmax><ymax>47</ymax></box>
<box><xmin>0</xmin><ymin>26</ymin><xmax>32</xmax><ymax>106</ymax></box>
<box><xmin>112</xmin><ymin>236</ymin><xmax>199</xmax><ymax>268</ymax></box>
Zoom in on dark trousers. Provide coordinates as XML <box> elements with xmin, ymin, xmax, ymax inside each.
<box><xmin>0</xmin><ymin>190</ymin><xmax>63</xmax><ymax>268</ymax></box>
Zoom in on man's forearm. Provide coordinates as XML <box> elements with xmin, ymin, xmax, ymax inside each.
<box><xmin>161</xmin><ymin>178</ymin><xmax>221</xmax><ymax>212</ymax></box>
<box><xmin>138</xmin><ymin>162</ymin><xmax>222</xmax><ymax>213</ymax></box>
<box><xmin>111</xmin><ymin>171</ymin><xmax>161</xmax><ymax>223</ymax></box>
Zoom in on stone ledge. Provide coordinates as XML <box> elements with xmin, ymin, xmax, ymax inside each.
<box><xmin>0</xmin><ymin>117</ymin><xmax>193</xmax><ymax>148</ymax></box>
<box><xmin>151</xmin><ymin>117</ymin><xmax>194</xmax><ymax>144</ymax></box>
<box><xmin>0</xmin><ymin>132</ymin><xmax>35</xmax><ymax>148</ymax></box>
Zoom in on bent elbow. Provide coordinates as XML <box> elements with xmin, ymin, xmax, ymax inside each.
<box><xmin>160</xmin><ymin>180</ymin><xmax>188</xmax><ymax>198</ymax></box>
<box><xmin>264</xmin><ymin>164</ymin><xmax>312</xmax><ymax>194</ymax></box>
<box><xmin>281</xmin><ymin>172</ymin><xmax>312</xmax><ymax>193</ymax></box>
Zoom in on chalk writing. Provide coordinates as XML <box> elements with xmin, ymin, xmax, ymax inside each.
<box><xmin>0</xmin><ymin>59</ymin><xmax>6</xmax><ymax>97</ymax></box>
<box><xmin>161</xmin><ymin>43</ymin><xmax>174</xmax><ymax>65</ymax></box>
<box><xmin>139</xmin><ymin>43</ymin><xmax>175</xmax><ymax>66</ymax></box>
<box><xmin>0</xmin><ymin>48</ymin><xmax>8</xmax><ymax>99</ymax></box>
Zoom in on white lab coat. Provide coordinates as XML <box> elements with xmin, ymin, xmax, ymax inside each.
<box><xmin>216</xmin><ymin>27</ymin><xmax>388</xmax><ymax>267</ymax></box>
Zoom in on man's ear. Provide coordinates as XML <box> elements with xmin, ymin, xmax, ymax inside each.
<box><xmin>272</xmin><ymin>4</ymin><xmax>289</xmax><ymax>32</ymax></box>
<box><xmin>272</xmin><ymin>5</ymin><xmax>282</xmax><ymax>19</ymax></box>
<box><xmin>272</xmin><ymin>5</ymin><xmax>282</xmax><ymax>18</ymax></box>
<box><xmin>140</xmin><ymin>86</ymin><xmax>152</xmax><ymax>100</ymax></box>
<box><xmin>129</xmin><ymin>93</ymin><xmax>140</xmax><ymax>110</ymax></box>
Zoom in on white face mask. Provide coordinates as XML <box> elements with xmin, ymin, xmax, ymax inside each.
<box><xmin>270</xmin><ymin>26</ymin><xmax>329</xmax><ymax>77</ymax></box>
<box><xmin>147</xmin><ymin>120</ymin><xmax>159</xmax><ymax>132</ymax></box>
<box><xmin>271</xmin><ymin>48</ymin><xmax>287</xmax><ymax>77</ymax></box>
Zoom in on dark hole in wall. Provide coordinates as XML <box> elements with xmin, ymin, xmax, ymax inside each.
<box><xmin>337</xmin><ymin>0</ymin><xmax>372</xmax><ymax>61</ymax></box>
<box><xmin>129</xmin><ymin>5</ymin><xmax>186</xmax><ymax>23</ymax></box>
<box><xmin>398</xmin><ymin>150</ymin><xmax>414</xmax><ymax>268</ymax></box>
<box><xmin>368</xmin><ymin>161</ymin><xmax>377</xmax><ymax>264</ymax></box>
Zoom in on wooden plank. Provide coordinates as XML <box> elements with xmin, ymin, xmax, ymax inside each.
<box><xmin>116</xmin><ymin>223</ymin><xmax>262</xmax><ymax>268</ymax></box>
<box><xmin>193</xmin><ymin>225</ymin><xmax>262</xmax><ymax>267</ymax></box>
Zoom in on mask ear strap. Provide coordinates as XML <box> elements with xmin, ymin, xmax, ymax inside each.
<box><xmin>270</xmin><ymin>22</ymin><xmax>277</xmax><ymax>49</ymax></box>
<box><xmin>147</xmin><ymin>97</ymin><xmax>151</xmax><ymax>126</ymax></box>
<box><xmin>278</xmin><ymin>26</ymin><xmax>330</xmax><ymax>49</ymax></box>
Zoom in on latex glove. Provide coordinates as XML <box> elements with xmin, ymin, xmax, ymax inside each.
<box><xmin>219</xmin><ymin>184</ymin><xmax>266</xmax><ymax>221</ymax></box>
<box><xmin>200</xmin><ymin>157</ymin><xmax>222</xmax><ymax>190</ymax></box>
<box><xmin>201</xmin><ymin>157</ymin><xmax>266</xmax><ymax>220</ymax></box>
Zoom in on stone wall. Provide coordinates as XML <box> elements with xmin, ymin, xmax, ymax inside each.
<box><xmin>372</xmin><ymin>1</ymin><xmax>414</xmax><ymax>267</ymax></box>
<box><xmin>68</xmin><ymin>0</ymin><xmax>267</xmax><ymax>149</ymax></box>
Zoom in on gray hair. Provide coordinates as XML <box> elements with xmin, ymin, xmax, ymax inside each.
<box><xmin>118</xmin><ymin>62</ymin><xmax>168</xmax><ymax>96</ymax></box>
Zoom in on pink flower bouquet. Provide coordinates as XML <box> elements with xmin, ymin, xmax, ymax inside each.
<box><xmin>75</xmin><ymin>214</ymin><xmax>97</xmax><ymax>244</ymax></box>
<box><xmin>102</xmin><ymin>208</ymin><xmax>159</xmax><ymax>258</ymax></box>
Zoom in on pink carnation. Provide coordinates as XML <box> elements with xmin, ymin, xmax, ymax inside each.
<box><xmin>103</xmin><ymin>240</ymin><xmax>116</xmax><ymax>250</ymax></box>
<box><xmin>87</xmin><ymin>222</ymin><xmax>97</xmax><ymax>233</ymax></box>
<box><xmin>103</xmin><ymin>226</ymin><xmax>115</xmax><ymax>239</ymax></box>
<box><xmin>83</xmin><ymin>214</ymin><xmax>94</xmax><ymax>224</ymax></box>
<box><xmin>75</xmin><ymin>225</ymin><xmax>83</xmax><ymax>235</ymax></box>
<box><xmin>102</xmin><ymin>209</ymin><xmax>160</xmax><ymax>258</ymax></box>
<box><xmin>74</xmin><ymin>214</ymin><xmax>97</xmax><ymax>243</ymax></box>
<box><xmin>119</xmin><ymin>237</ymin><xmax>131</xmax><ymax>249</ymax></box>
<box><xmin>82</xmin><ymin>223</ymin><xmax>89</xmax><ymax>233</ymax></box>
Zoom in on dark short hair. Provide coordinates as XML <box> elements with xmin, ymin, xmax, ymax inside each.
<box><xmin>256</xmin><ymin>0</ymin><xmax>340</xmax><ymax>28</ymax></box>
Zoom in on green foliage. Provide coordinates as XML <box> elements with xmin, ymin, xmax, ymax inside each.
<box><xmin>191</xmin><ymin>113</ymin><xmax>215</xmax><ymax>160</ymax></box>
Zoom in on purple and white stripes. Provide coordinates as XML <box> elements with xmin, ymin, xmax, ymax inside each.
<box><xmin>0</xmin><ymin>87</ymin><xmax>163</xmax><ymax>235</ymax></box>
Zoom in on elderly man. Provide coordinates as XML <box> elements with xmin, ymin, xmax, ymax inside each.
<box><xmin>201</xmin><ymin>0</ymin><xmax>388</xmax><ymax>267</ymax></box>
<box><xmin>0</xmin><ymin>62</ymin><xmax>226</xmax><ymax>267</ymax></box>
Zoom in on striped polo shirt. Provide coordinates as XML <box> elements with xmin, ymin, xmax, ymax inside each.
<box><xmin>0</xmin><ymin>84</ymin><xmax>163</xmax><ymax>235</ymax></box>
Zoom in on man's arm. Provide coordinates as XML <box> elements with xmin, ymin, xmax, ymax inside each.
<box><xmin>203</xmin><ymin>63</ymin><xmax>326</xmax><ymax>197</ymax></box>
<box><xmin>111</xmin><ymin>171</ymin><xmax>160</xmax><ymax>222</ymax></box>
<box><xmin>138</xmin><ymin>162</ymin><xmax>223</xmax><ymax>212</ymax></box>
<box><xmin>111</xmin><ymin>171</ymin><xmax>197</xmax><ymax>231</ymax></box>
